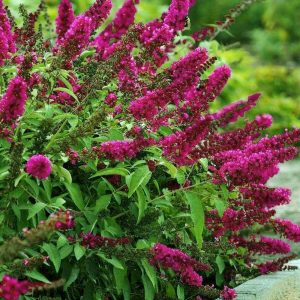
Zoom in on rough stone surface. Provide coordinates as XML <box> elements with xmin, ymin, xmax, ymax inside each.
<box><xmin>232</xmin><ymin>260</ymin><xmax>300</xmax><ymax>300</ymax></box>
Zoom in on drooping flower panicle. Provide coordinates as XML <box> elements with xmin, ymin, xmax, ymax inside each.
<box><xmin>150</xmin><ymin>243</ymin><xmax>208</xmax><ymax>287</ymax></box>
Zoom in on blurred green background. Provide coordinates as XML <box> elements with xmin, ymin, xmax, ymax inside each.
<box><xmin>4</xmin><ymin>0</ymin><xmax>300</xmax><ymax>134</ymax></box>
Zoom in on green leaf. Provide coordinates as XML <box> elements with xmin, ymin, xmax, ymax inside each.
<box><xmin>216</xmin><ymin>272</ymin><xmax>224</xmax><ymax>287</ymax></box>
<box><xmin>42</xmin><ymin>180</ymin><xmax>52</xmax><ymax>200</ymax></box>
<box><xmin>177</xmin><ymin>285</ymin><xmax>185</xmax><ymax>300</ymax></box>
<box><xmin>43</xmin><ymin>243</ymin><xmax>61</xmax><ymax>273</ymax></box>
<box><xmin>97</xmin><ymin>253</ymin><xmax>124</xmax><ymax>270</ymax></box>
<box><xmin>90</xmin><ymin>167</ymin><xmax>129</xmax><ymax>178</ymax></box>
<box><xmin>142</xmin><ymin>272</ymin><xmax>155</xmax><ymax>300</ymax></box>
<box><xmin>80</xmin><ymin>49</ymin><xmax>96</xmax><ymax>59</ymax></box>
<box><xmin>136</xmin><ymin>239</ymin><xmax>150</xmax><ymax>249</ymax></box>
<box><xmin>56</xmin><ymin>166</ymin><xmax>72</xmax><ymax>184</ymax></box>
<box><xmin>160</xmin><ymin>160</ymin><xmax>177</xmax><ymax>178</ymax></box>
<box><xmin>59</xmin><ymin>244</ymin><xmax>73</xmax><ymax>259</ymax></box>
<box><xmin>27</xmin><ymin>202</ymin><xmax>46</xmax><ymax>220</ymax></box>
<box><xmin>25</xmin><ymin>178</ymin><xmax>39</xmax><ymax>197</ymax></box>
<box><xmin>128</xmin><ymin>165</ymin><xmax>151</xmax><ymax>197</ymax></box>
<box><xmin>25</xmin><ymin>270</ymin><xmax>50</xmax><ymax>283</ymax></box>
<box><xmin>57</xmin><ymin>235</ymin><xmax>68</xmax><ymax>248</ymax></box>
<box><xmin>185</xmin><ymin>191</ymin><xmax>205</xmax><ymax>249</ymax></box>
<box><xmin>200</xmin><ymin>158</ymin><xmax>208</xmax><ymax>172</ymax></box>
<box><xmin>176</xmin><ymin>169</ymin><xmax>186</xmax><ymax>185</ymax></box>
<box><xmin>141</xmin><ymin>259</ymin><xmax>157</xmax><ymax>290</ymax></box>
<box><xmin>58</xmin><ymin>74</ymin><xmax>74</xmax><ymax>91</ymax></box>
<box><xmin>53</xmin><ymin>87</ymin><xmax>79</xmax><ymax>102</ymax></box>
<box><xmin>74</xmin><ymin>243</ymin><xmax>86</xmax><ymax>261</ymax></box>
<box><xmin>64</xmin><ymin>266</ymin><xmax>80</xmax><ymax>291</ymax></box>
<box><xmin>220</xmin><ymin>184</ymin><xmax>229</xmax><ymax>200</ymax></box>
<box><xmin>114</xmin><ymin>266</ymin><xmax>126</xmax><ymax>294</ymax></box>
<box><xmin>14</xmin><ymin>172</ymin><xmax>26</xmax><ymax>187</ymax></box>
<box><xmin>107</xmin><ymin>256</ymin><xmax>124</xmax><ymax>270</ymax></box>
<box><xmin>12</xmin><ymin>204</ymin><xmax>21</xmax><ymax>220</ymax></box>
<box><xmin>216</xmin><ymin>255</ymin><xmax>225</xmax><ymax>274</ymax></box>
<box><xmin>65</xmin><ymin>183</ymin><xmax>85</xmax><ymax>210</ymax></box>
<box><xmin>136</xmin><ymin>188</ymin><xmax>147</xmax><ymax>224</ymax></box>
<box><xmin>94</xmin><ymin>194</ymin><xmax>112</xmax><ymax>213</ymax></box>
<box><xmin>215</xmin><ymin>199</ymin><xmax>226</xmax><ymax>217</ymax></box>
<box><xmin>166</xmin><ymin>283</ymin><xmax>176</xmax><ymax>298</ymax></box>
<box><xmin>108</xmin><ymin>128</ymin><xmax>124</xmax><ymax>140</ymax></box>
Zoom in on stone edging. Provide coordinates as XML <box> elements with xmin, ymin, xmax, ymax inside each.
<box><xmin>231</xmin><ymin>260</ymin><xmax>300</xmax><ymax>300</ymax></box>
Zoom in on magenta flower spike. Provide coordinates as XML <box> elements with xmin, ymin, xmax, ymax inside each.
<box><xmin>55</xmin><ymin>0</ymin><xmax>75</xmax><ymax>45</ymax></box>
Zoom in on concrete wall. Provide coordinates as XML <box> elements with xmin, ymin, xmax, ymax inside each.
<box><xmin>233</xmin><ymin>260</ymin><xmax>300</xmax><ymax>300</ymax></box>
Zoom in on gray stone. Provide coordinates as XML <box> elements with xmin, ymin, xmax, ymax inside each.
<box><xmin>228</xmin><ymin>260</ymin><xmax>300</xmax><ymax>300</ymax></box>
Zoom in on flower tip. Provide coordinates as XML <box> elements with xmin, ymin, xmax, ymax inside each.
<box><xmin>248</xmin><ymin>92</ymin><xmax>262</xmax><ymax>102</ymax></box>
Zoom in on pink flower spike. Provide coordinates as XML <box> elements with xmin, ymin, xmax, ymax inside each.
<box><xmin>58</xmin><ymin>15</ymin><xmax>92</xmax><ymax>64</ymax></box>
<box><xmin>164</xmin><ymin>0</ymin><xmax>190</xmax><ymax>32</ymax></box>
<box><xmin>0</xmin><ymin>76</ymin><xmax>28</xmax><ymax>123</ymax></box>
<box><xmin>83</xmin><ymin>0</ymin><xmax>112</xmax><ymax>32</ymax></box>
<box><xmin>0</xmin><ymin>0</ymin><xmax>16</xmax><ymax>54</ymax></box>
<box><xmin>55</xmin><ymin>0</ymin><xmax>75</xmax><ymax>44</ymax></box>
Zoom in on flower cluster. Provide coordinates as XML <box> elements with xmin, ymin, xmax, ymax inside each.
<box><xmin>58</xmin><ymin>16</ymin><xmax>92</xmax><ymax>65</ymax></box>
<box><xmin>53</xmin><ymin>210</ymin><xmax>74</xmax><ymax>230</ymax></box>
<box><xmin>0</xmin><ymin>0</ymin><xmax>16</xmax><ymax>65</ymax></box>
<box><xmin>80</xmin><ymin>233</ymin><xmax>131</xmax><ymax>249</ymax></box>
<box><xmin>0</xmin><ymin>76</ymin><xmax>28</xmax><ymax>123</ymax></box>
<box><xmin>83</xmin><ymin>0</ymin><xmax>112</xmax><ymax>32</ymax></box>
<box><xmin>206</xmin><ymin>206</ymin><xmax>276</xmax><ymax>237</ymax></box>
<box><xmin>55</xmin><ymin>0</ymin><xmax>75</xmax><ymax>44</ymax></box>
<box><xmin>66</xmin><ymin>148</ymin><xmax>80</xmax><ymax>165</ymax></box>
<box><xmin>129</xmin><ymin>48</ymin><xmax>209</xmax><ymax>120</ymax></box>
<box><xmin>26</xmin><ymin>154</ymin><xmax>52</xmax><ymax>180</ymax></box>
<box><xmin>230</xmin><ymin>236</ymin><xmax>291</xmax><ymax>255</ymax></box>
<box><xmin>93</xmin><ymin>0</ymin><xmax>139</xmax><ymax>56</ymax></box>
<box><xmin>96</xmin><ymin>137</ymin><xmax>154</xmax><ymax>161</ymax></box>
<box><xmin>104</xmin><ymin>92</ymin><xmax>118</xmax><ymax>107</ymax></box>
<box><xmin>0</xmin><ymin>275</ymin><xmax>29</xmax><ymax>300</ymax></box>
<box><xmin>150</xmin><ymin>243</ymin><xmax>208</xmax><ymax>287</ymax></box>
<box><xmin>213</xmin><ymin>137</ymin><xmax>297</xmax><ymax>186</ymax></box>
<box><xmin>240</xmin><ymin>184</ymin><xmax>291</xmax><ymax>208</ymax></box>
<box><xmin>257</xmin><ymin>255</ymin><xmax>297</xmax><ymax>274</ymax></box>
<box><xmin>163</xmin><ymin>0</ymin><xmax>190</xmax><ymax>32</ymax></box>
<box><xmin>220</xmin><ymin>286</ymin><xmax>237</xmax><ymax>300</ymax></box>
<box><xmin>272</xmin><ymin>218</ymin><xmax>300</xmax><ymax>242</ymax></box>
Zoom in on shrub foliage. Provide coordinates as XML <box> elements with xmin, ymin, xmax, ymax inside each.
<box><xmin>0</xmin><ymin>0</ymin><xmax>299</xmax><ymax>299</ymax></box>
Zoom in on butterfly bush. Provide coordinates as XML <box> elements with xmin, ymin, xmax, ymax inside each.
<box><xmin>0</xmin><ymin>0</ymin><xmax>299</xmax><ymax>299</ymax></box>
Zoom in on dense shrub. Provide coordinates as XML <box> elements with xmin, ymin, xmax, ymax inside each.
<box><xmin>0</xmin><ymin>0</ymin><xmax>300</xmax><ymax>300</ymax></box>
